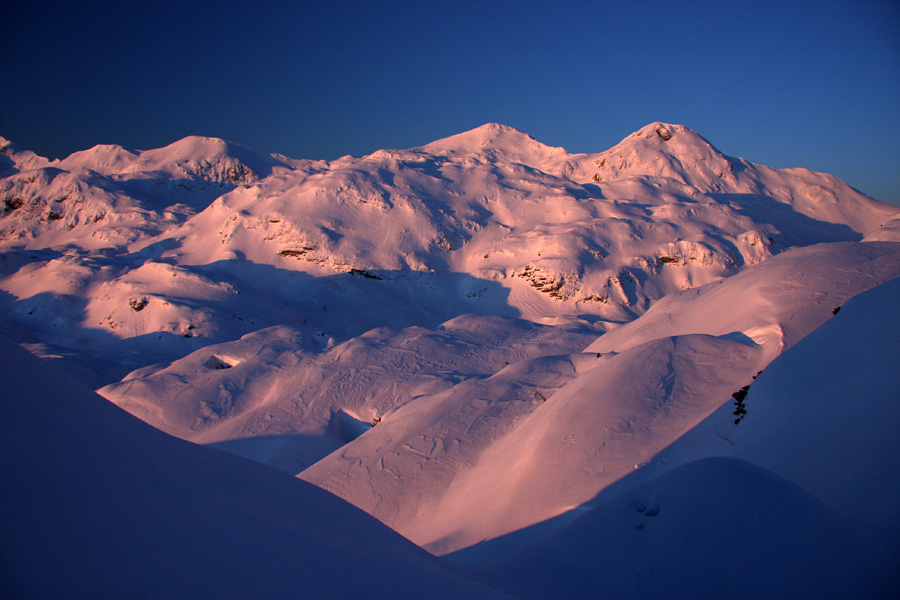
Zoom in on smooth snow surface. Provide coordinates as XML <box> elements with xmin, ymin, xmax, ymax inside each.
<box><xmin>480</xmin><ymin>457</ymin><xmax>899</xmax><ymax>600</ymax></box>
<box><xmin>0</xmin><ymin>335</ymin><xmax>509</xmax><ymax>599</ymax></box>
<box><xmin>100</xmin><ymin>318</ymin><xmax>595</xmax><ymax>473</ymax></box>
<box><xmin>473</xmin><ymin>278</ymin><xmax>900</xmax><ymax>597</ymax></box>
<box><xmin>2</xmin><ymin>123</ymin><xmax>899</xmax><ymax>597</ymax></box>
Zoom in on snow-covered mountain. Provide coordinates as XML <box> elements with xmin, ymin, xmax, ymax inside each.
<box><xmin>3</xmin><ymin>123</ymin><xmax>899</xmax><ymax>596</ymax></box>
<box><xmin>3</xmin><ymin>122</ymin><xmax>897</xmax><ymax>372</ymax></box>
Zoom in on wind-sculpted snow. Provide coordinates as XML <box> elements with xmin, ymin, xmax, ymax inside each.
<box><xmin>302</xmin><ymin>332</ymin><xmax>767</xmax><ymax>553</ymax></box>
<box><xmin>101</xmin><ymin>316</ymin><xmax>596</xmax><ymax>473</ymax></box>
<box><xmin>586</xmin><ymin>241</ymin><xmax>900</xmax><ymax>356</ymax></box>
<box><xmin>596</xmin><ymin>275</ymin><xmax>900</xmax><ymax>557</ymax></box>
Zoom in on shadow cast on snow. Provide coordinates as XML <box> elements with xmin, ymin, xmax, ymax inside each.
<box><xmin>0</xmin><ymin>250</ymin><xmax>520</xmax><ymax>385</ymax></box>
<box><xmin>711</xmin><ymin>192</ymin><xmax>862</xmax><ymax>245</ymax></box>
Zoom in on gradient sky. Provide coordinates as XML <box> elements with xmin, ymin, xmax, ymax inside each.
<box><xmin>2</xmin><ymin>0</ymin><xmax>898</xmax><ymax>204</ymax></box>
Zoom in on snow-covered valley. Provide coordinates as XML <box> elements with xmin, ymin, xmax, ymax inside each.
<box><xmin>2</xmin><ymin>123</ymin><xmax>898</xmax><ymax>598</ymax></box>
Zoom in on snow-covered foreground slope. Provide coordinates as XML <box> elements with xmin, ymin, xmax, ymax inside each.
<box><xmin>478</xmin><ymin>457</ymin><xmax>899</xmax><ymax>600</ymax></box>
<box><xmin>589</xmin><ymin>274</ymin><xmax>900</xmax><ymax>556</ymax></box>
<box><xmin>471</xmin><ymin>276</ymin><xmax>900</xmax><ymax>598</ymax></box>
<box><xmin>0</xmin><ymin>334</ymin><xmax>510</xmax><ymax>599</ymax></box>
<box><xmin>99</xmin><ymin>316</ymin><xmax>596</xmax><ymax>473</ymax></box>
<box><xmin>298</xmin><ymin>241</ymin><xmax>900</xmax><ymax>555</ymax></box>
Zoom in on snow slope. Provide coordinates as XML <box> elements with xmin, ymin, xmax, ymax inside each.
<box><xmin>479</xmin><ymin>457</ymin><xmax>899</xmax><ymax>599</ymax></box>
<box><xmin>0</xmin><ymin>334</ymin><xmax>510</xmax><ymax>599</ymax></box>
<box><xmin>586</xmin><ymin>240</ymin><xmax>900</xmax><ymax>355</ymax></box>
<box><xmin>299</xmin><ymin>241</ymin><xmax>900</xmax><ymax>555</ymax></box>
<box><xmin>592</xmin><ymin>123</ymin><xmax>895</xmax><ymax>239</ymax></box>
<box><xmin>471</xmin><ymin>276</ymin><xmax>900</xmax><ymax>598</ymax></box>
<box><xmin>587</xmin><ymin>274</ymin><xmax>900</xmax><ymax>556</ymax></box>
<box><xmin>99</xmin><ymin>316</ymin><xmax>596</xmax><ymax>473</ymax></box>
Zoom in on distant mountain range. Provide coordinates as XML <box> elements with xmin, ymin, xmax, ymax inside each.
<box><xmin>2</xmin><ymin>123</ymin><xmax>899</xmax><ymax>597</ymax></box>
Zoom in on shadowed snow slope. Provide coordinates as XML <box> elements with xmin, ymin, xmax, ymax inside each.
<box><xmin>0</xmin><ymin>335</ymin><xmax>510</xmax><ymax>599</ymax></box>
<box><xmin>478</xmin><ymin>457</ymin><xmax>899</xmax><ymax>600</ymax></box>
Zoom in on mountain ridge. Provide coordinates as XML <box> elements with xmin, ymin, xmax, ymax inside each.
<box><xmin>1</xmin><ymin>122</ymin><xmax>897</xmax><ymax>371</ymax></box>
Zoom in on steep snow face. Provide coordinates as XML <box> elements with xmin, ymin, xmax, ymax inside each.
<box><xmin>0</xmin><ymin>334</ymin><xmax>510</xmax><ymax>599</ymax></box>
<box><xmin>480</xmin><ymin>458</ymin><xmax>899</xmax><ymax>600</ymax></box>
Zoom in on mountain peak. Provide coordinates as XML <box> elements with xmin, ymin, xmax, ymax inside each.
<box><xmin>58</xmin><ymin>144</ymin><xmax>139</xmax><ymax>173</ymax></box>
<box><xmin>622</xmin><ymin>122</ymin><xmax>722</xmax><ymax>151</ymax></box>
<box><xmin>422</xmin><ymin>122</ymin><xmax>537</xmax><ymax>149</ymax></box>
<box><xmin>472</xmin><ymin>122</ymin><xmax>523</xmax><ymax>134</ymax></box>
<box><xmin>633</xmin><ymin>122</ymin><xmax>691</xmax><ymax>141</ymax></box>
<box><xmin>591</xmin><ymin>122</ymin><xmax>736</xmax><ymax>189</ymax></box>
<box><xmin>418</xmin><ymin>122</ymin><xmax>567</xmax><ymax>168</ymax></box>
<box><xmin>0</xmin><ymin>136</ymin><xmax>51</xmax><ymax>173</ymax></box>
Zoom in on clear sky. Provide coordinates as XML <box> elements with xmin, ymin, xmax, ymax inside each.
<box><xmin>2</xmin><ymin>0</ymin><xmax>898</xmax><ymax>204</ymax></box>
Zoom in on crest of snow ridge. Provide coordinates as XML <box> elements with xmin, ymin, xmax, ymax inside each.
<box><xmin>1</xmin><ymin>124</ymin><xmax>897</xmax><ymax>317</ymax></box>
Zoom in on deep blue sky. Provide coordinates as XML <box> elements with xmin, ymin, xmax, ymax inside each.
<box><xmin>2</xmin><ymin>1</ymin><xmax>898</xmax><ymax>204</ymax></box>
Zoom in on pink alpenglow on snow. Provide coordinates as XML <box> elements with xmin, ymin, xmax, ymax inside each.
<box><xmin>2</xmin><ymin>122</ymin><xmax>899</xmax><ymax>598</ymax></box>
